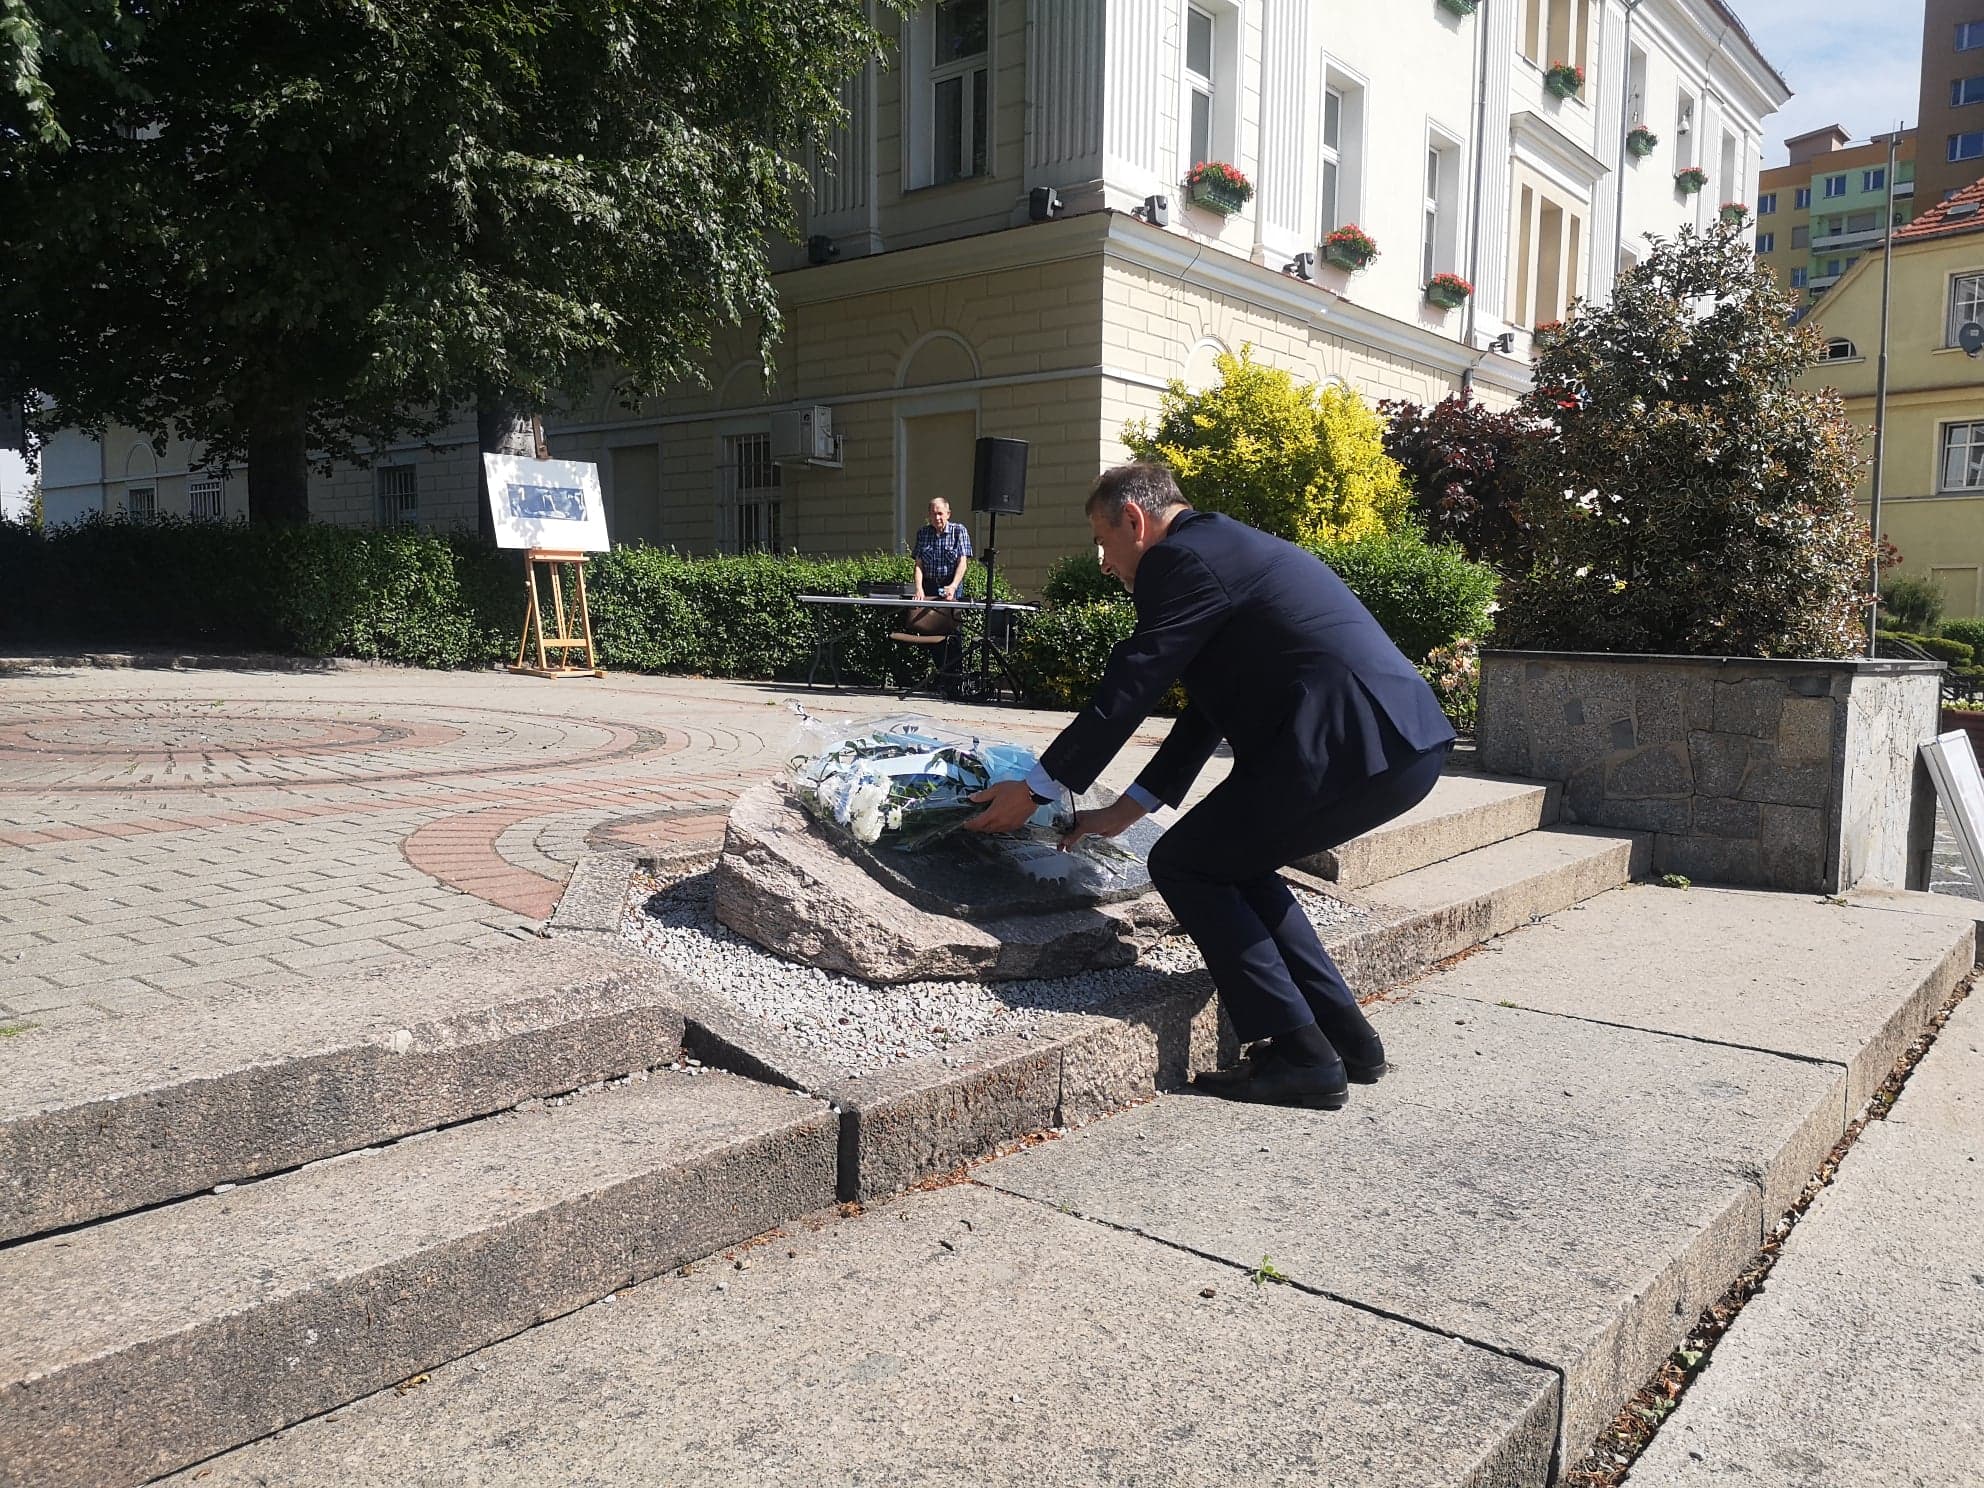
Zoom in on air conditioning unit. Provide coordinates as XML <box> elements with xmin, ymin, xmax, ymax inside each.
<box><xmin>770</xmin><ymin>405</ymin><xmax>842</xmax><ymax>467</ymax></box>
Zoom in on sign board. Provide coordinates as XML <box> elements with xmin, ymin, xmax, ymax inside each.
<box><xmin>481</xmin><ymin>454</ymin><xmax>608</xmax><ymax>552</ymax></box>
<box><xmin>1923</xmin><ymin>730</ymin><xmax>1984</xmax><ymax>892</ymax></box>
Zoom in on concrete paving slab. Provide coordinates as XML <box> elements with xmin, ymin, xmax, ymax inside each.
<box><xmin>161</xmin><ymin>1185</ymin><xmax>1561</xmax><ymax>1488</ymax></box>
<box><xmin>978</xmin><ymin>995</ymin><xmax>1846</xmax><ymax>1467</ymax></box>
<box><xmin>0</xmin><ymin>941</ymin><xmax>687</xmax><ymax>1240</ymax></box>
<box><xmin>1630</xmin><ymin>1101</ymin><xmax>1984</xmax><ymax>1486</ymax></box>
<box><xmin>1430</xmin><ymin>885</ymin><xmax>1972</xmax><ymax>1113</ymax></box>
<box><xmin>1302</xmin><ymin>772</ymin><xmax>1560</xmax><ymax>888</ymax></box>
<box><xmin>0</xmin><ymin>1071</ymin><xmax>837</xmax><ymax>1488</ymax></box>
<box><xmin>1886</xmin><ymin>983</ymin><xmax>1984</xmax><ymax>1132</ymax></box>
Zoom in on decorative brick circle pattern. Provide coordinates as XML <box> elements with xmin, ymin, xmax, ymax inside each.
<box><xmin>0</xmin><ymin>700</ymin><xmax>652</xmax><ymax>792</ymax></box>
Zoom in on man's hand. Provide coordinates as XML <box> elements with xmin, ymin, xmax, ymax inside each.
<box><xmin>964</xmin><ymin>779</ymin><xmax>1039</xmax><ymax>834</ymax></box>
<box><xmin>1058</xmin><ymin>795</ymin><xmax>1148</xmax><ymax>852</ymax></box>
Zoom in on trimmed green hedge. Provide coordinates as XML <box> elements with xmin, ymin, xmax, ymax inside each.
<box><xmin>1939</xmin><ymin>617</ymin><xmax>1984</xmax><ymax>655</ymax></box>
<box><xmin>0</xmin><ymin>516</ymin><xmax>1012</xmax><ymax>684</ymax></box>
<box><xmin>1878</xmin><ymin>629</ymin><xmax>1974</xmax><ymax>666</ymax></box>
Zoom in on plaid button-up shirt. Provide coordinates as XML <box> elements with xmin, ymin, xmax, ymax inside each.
<box><xmin>913</xmin><ymin>521</ymin><xmax>973</xmax><ymax>594</ymax></box>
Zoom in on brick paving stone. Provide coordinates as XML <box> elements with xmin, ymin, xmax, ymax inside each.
<box><xmin>0</xmin><ymin>666</ymin><xmax>1106</xmax><ymax>1018</ymax></box>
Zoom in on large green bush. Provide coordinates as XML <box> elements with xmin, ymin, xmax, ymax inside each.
<box><xmin>1879</xmin><ymin>575</ymin><xmax>1946</xmax><ymax>636</ymax></box>
<box><xmin>1308</xmin><ymin>528</ymin><xmax>1498</xmax><ymax>665</ymax></box>
<box><xmin>1041</xmin><ymin>552</ymin><xmax>1127</xmax><ymax>608</ymax></box>
<box><xmin>1939</xmin><ymin>617</ymin><xmax>1984</xmax><ymax>654</ymax></box>
<box><xmin>1123</xmin><ymin>347</ymin><xmax>1410</xmax><ymax>545</ymax></box>
<box><xmin>1499</xmin><ymin>224</ymin><xmax>1870</xmax><ymax>658</ymax></box>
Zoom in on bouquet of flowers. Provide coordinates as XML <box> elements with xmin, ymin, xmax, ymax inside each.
<box><xmin>789</xmin><ymin>715</ymin><xmax>1051</xmax><ymax>849</ymax></box>
<box><xmin>785</xmin><ymin>713</ymin><xmax>1144</xmax><ymax>880</ymax></box>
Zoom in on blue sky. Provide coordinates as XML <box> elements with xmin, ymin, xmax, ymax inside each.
<box><xmin>1739</xmin><ymin>0</ymin><xmax>1925</xmax><ymax>164</ymax></box>
<box><xmin>0</xmin><ymin>2</ymin><xmax>1926</xmax><ymax>517</ymax></box>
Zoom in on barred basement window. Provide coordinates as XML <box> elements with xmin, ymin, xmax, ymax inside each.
<box><xmin>377</xmin><ymin>465</ymin><xmax>418</xmax><ymax>527</ymax></box>
<box><xmin>126</xmin><ymin>486</ymin><xmax>156</xmax><ymax>521</ymax></box>
<box><xmin>721</xmin><ymin>432</ymin><xmax>782</xmax><ymax>554</ymax></box>
<box><xmin>188</xmin><ymin>474</ymin><xmax>224</xmax><ymax>521</ymax></box>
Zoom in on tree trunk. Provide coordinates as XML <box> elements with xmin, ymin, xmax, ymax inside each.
<box><xmin>476</xmin><ymin>388</ymin><xmax>529</xmax><ymax>545</ymax></box>
<box><xmin>246</xmin><ymin>404</ymin><xmax>310</xmax><ymax>525</ymax></box>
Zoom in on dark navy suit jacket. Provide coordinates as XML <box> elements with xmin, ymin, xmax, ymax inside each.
<box><xmin>1038</xmin><ymin>510</ymin><xmax>1455</xmax><ymax>807</ymax></box>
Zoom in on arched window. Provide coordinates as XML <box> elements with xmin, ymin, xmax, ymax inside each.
<box><xmin>1819</xmin><ymin>337</ymin><xmax>1859</xmax><ymax>362</ymax></box>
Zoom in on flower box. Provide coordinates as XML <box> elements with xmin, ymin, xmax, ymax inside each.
<box><xmin>1625</xmin><ymin>125</ymin><xmax>1659</xmax><ymax>158</ymax></box>
<box><xmin>1322</xmin><ymin>224</ymin><xmax>1379</xmax><ymax>271</ymax></box>
<box><xmin>1425</xmin><ymin>272</ymin><xmax>1473</xmax><ymax>309</ymax></box>
<box><xmin>1531</xmin><ymin>319</ymin><xmax>1566</xmax><ymax>349</ymax></box>
<box><xmin>1675</xmin><ymin>167</ymin><xmax>1708</xmax><ymax>195</ymax></box>
<box><xmin>1437</xmin><ymin>0</ymin><xmax>1478</xmax><ymax>14</ymax></box>
<box><xmin>1184</xmin><ymin>161</ymin><xmax>1252</xmax><ymax>216</ymax></box>
<box><xmin>1719</xmin><ymin>201</ymin><xmax>1750</xmax><ymax>225</ymax></box>
<box><xmin>1544</xmin><ymin>62</ymin><xmax>1584</xmax><ymax>99</ymax></box>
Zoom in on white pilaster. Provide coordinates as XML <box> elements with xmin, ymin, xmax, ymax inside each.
<box><xmin>1472</xmin><ymin>0</ymin><xmax>1518</xmax><ymax>328</ymax></box>
<box><xmin>1026</xmin><ymin>0</ymin><xmax>1105</xmax><ymax>192</ymax></box>
<box><xmin>1254</xmin><ymin>0</ymin><xmax>1316</xmax><ymax>261</ymax></box>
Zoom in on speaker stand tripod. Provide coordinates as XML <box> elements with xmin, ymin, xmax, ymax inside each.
<box><xmin>970</xmin><ymin>510</ymin><xmax>1032</xmax><ymax>705</ymax></box>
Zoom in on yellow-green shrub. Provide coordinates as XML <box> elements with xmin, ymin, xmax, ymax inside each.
<box><xmin>1123</xmin><ymin>347</ymin><xmax>1410</xmax><ymax>544</ymax></box>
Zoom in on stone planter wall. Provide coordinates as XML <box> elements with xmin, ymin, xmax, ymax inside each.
<box><xmin>1478</xmin><ymin>651</ymin><xmax>1943</xmax><ymax>893</ymax></box>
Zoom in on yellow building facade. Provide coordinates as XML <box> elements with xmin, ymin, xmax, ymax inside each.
<box><xmin>1803</xmin><ymin>178</ymin><xmax>1984</xmax><ymax>618</ymax></box>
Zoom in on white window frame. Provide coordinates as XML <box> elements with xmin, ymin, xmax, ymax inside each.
<box><xmin>1960</xmin><ymin>20</ymin><xmax>1984</xmax><ymax>50</ymax></box>
<box><xmin>1823</xmin><ymin>173</ymin><xmax>1848</xmax><ymax>198</ymax></box>
<box><xmin>1757</xmin><ymin>192</ymin><xmax>1776</xmax><ymax>215</ymax></box>
<box><xmin>126</xmin><ymin>485</ymin><xmax>156</xmax><ymax>521</ymax></box>
<box><xmin>1421</xmin><ymin>125</ymin><xmax>1463</xmax><ymax>285</ymax></box>
<box><xmin>1951</xmin><ymin>131</ymin><xmax>1984</xmax><ymax>163</ymax></box>
<box><xmin>1948</xmin><ymin>271</ymin><xmax>1984</xmax><ymax>346</ymax></box>
<box><xmin>1184</xmin><ymin>4</ymin><xmax>1215</xmax><ymax>171</ymax></box>
<box><xmin>1790</xmin><ymin>266</ymin><xmax>1808</xmax><ymax>288</ymax></box>
<box><xmin>1819</xmin><ymin>337</ymin><xmax>1858</xmax><ymax>362</ymax></box>
<box><xmin>1795</xmin><ymin>185</ymin><xmax>1812</xmax><ymax>209</ymax></box>
<box><xmin>1756</xmin><ymin>231</ymin><xmax>1774</xmax><ymax>253</ymax></box>
<box><xmin>906</xmin><ymin>0</ymin><xmax>991</xmax><ymax>189</ymax></box>
<box><xmin>1863</xmin><ymin>168</ymin><xmax>1886</xmax><ymax>193</ymax></box>
<box><xmin>1942</xmin><ymin>420</ymin><xmax>1984</xmax><ymax>492</ymax></box>
<box><xmin>188</xmin><ymin>473</ymin><xmax>224</xmax><ymax>522</ymax></box>
<box><xmin>718</xmin><ymin>429</ymin><xmax>783</xmax><ymax>555</ymax></box>
<box><xmin>1318</xmin><ymin>63</ymin><xmax>1366</xmax><ymax>241</ymax></box>
<box><xmin>376</xmin><ymin>465</ymin><xmax>418</xmax><ymax>528</ymax></box>
<box><xmin>1959</xmin><ymin>75</ymin><xmax>1984</xmax><ymax>108</ymax></box>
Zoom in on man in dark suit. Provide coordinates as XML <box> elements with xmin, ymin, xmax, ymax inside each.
<box><xmin>965</xmin><ymin>463</ymin><xmax>1455</xmax><ymax>1110</ymax></box>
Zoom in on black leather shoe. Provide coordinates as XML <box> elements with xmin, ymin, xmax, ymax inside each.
<box><xmin>1218</xmin><ymin>1055</ymin><xmax>1350</xmax><ymax>1111</ymax></box>
<box><xmin>1344</xmin><ymin>1055</ymin><xmax>1388</xmax><ymax>1084</ymax></box>
<box><xmin>1191</xmin><ymin>1041</ymin><xmax>1276</xmax><ymax>1093</ymax></box>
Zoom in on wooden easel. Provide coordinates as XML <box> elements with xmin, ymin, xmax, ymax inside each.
<box><xmin>511</xmin><ymin>549</ymin><xmax>605</xmax><ymax>678</ymax></box>
<box><xmin>503</xmin><ymin>415</ymin><xmax>605</xmax><ymax>680</ymax></box>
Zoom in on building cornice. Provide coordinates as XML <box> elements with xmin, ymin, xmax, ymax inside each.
<box><xmin>1509</xmin><ymin>111</ymin><xmax>1610</xmax><ymax>199</ymax></box>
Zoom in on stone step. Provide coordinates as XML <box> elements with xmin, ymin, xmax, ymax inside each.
<box><xmin>154</xmin><ymin>885</ymin><xmax>1970</xmax><ymax>1488</ymax></box>
<box><xmin>0</xmin><ymin>941</ymin><xmax>686</xmax><ymax>1244</ymax></box>
<box><xmin>1296</xmin><ymin>769</ymin><xmax>1562</xmax><ymax>888</ymax></box>
<box><xmin>700</xmin><ymin>824</ymin><xmax>1648</xmax><ymax>1201</ymax></box>
<box><xmin>983</xmin><ymin>885</ymin><xmax>1973</xmax><ymax>1472</ymax></box>
<box><xmin>156</xmin><ymin>1185</ymin><xmax>1561</xmax><ymax>1488</ymax></box>
<box><xmin>0</xmin><ymin>1070</ymin><xmax>837</xmax><ymax>1488</ymax></box>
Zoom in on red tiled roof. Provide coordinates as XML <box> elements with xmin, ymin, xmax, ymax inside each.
<box><xmin>1893</xmin><ymin>176</ymin><xmax>1984</xmax><ymax>243</ymax></box>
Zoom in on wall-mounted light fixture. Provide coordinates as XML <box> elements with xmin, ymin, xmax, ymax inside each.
<box><xmin>1029</xmin><ymin>186</ymin><xmax>1063</xmax><ymax>221</ymax></box>
<box><xmin>1281</xmin><ymin>252</ymin><xmax>1317</xmax><ymax>281</ymax></box>
<box><xmin>806</xmin><ymin>234</ymin><xmax>840</xmax><ymax>265</ymax></box>
<box><xmin>1133</xmin><ymin>194</ymin><xmax>1171</xmax><ymax>228</ymax></box>
<box><xmin>1487</xmin><ymin>332</ymin><xmax>1515</xmax><ymax>354</ymax></box>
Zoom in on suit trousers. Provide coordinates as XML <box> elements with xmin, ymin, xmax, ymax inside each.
<box><xmin>1144</xmin><ymin>742</ymin><xmax>1451</xmax><ymax>1059</ymax></box>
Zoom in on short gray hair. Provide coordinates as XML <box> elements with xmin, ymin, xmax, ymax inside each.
<box><xmin>1085</xmin><ymin>463</ymin><xmax>1188</xmax><ymax>523</ymax></box>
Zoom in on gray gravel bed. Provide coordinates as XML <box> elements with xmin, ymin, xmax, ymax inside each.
<box><xmin>620</xmin><ymin>868</ymin><xmax>1373</xmax><ymax>1076</ymax></box>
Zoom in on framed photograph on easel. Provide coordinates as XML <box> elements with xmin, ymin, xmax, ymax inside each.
<box><xmin>482</xmin><ymin>453</ymin><xmax>610</xmax><ymax>678</ymax></box>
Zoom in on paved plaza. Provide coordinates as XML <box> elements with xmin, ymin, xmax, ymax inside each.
<box><xmin>0</xmin><ymin>660</ymin><xmax>1156</xmax><ymax>1032</ymax></box>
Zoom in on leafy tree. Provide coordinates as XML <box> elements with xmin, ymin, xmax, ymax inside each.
<box><xmin>1498</xmin><ymin>225</ymin><xmax>1870</xmax><ymax>658</ymax></box>
<box><xmin>1380</xmin><ymin>393</ymin><xmax>1545</xmax><ymax>575</ymax></box>
<box><xmin>1879</xmin><ymin>575</ymin><xmax>1945</xmax><ymax>635</ymax></box>
<box><xmin>1123</xmin><ymin>347</ymin><xmax>1409</xmax><ymax>545</ymax></box>
<box><xmin>1</xmin><ymin>1</ymin><xmax>894</xmax><ymax>523</ymax></box>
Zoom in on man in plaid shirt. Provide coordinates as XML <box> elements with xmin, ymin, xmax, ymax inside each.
<box><xmin>905</xmin><ymin>497</ymin><xmax>973</xmax><ymax>693</ymax></box>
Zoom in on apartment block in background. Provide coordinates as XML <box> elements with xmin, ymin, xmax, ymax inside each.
<box><xmin>40</xmin><ymin>0</ymin><xmax>1789</xmax><ymax>593</ymax></box>
<box><xmin>1917</xmin><ymin>0</ymin><xmax>1984</xmax><ymax>209</ymax></box>
<box><xmin>1756</xmin><ymin>126</ymin><xmax>1918</xmax><ymax>313</ymax></box>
